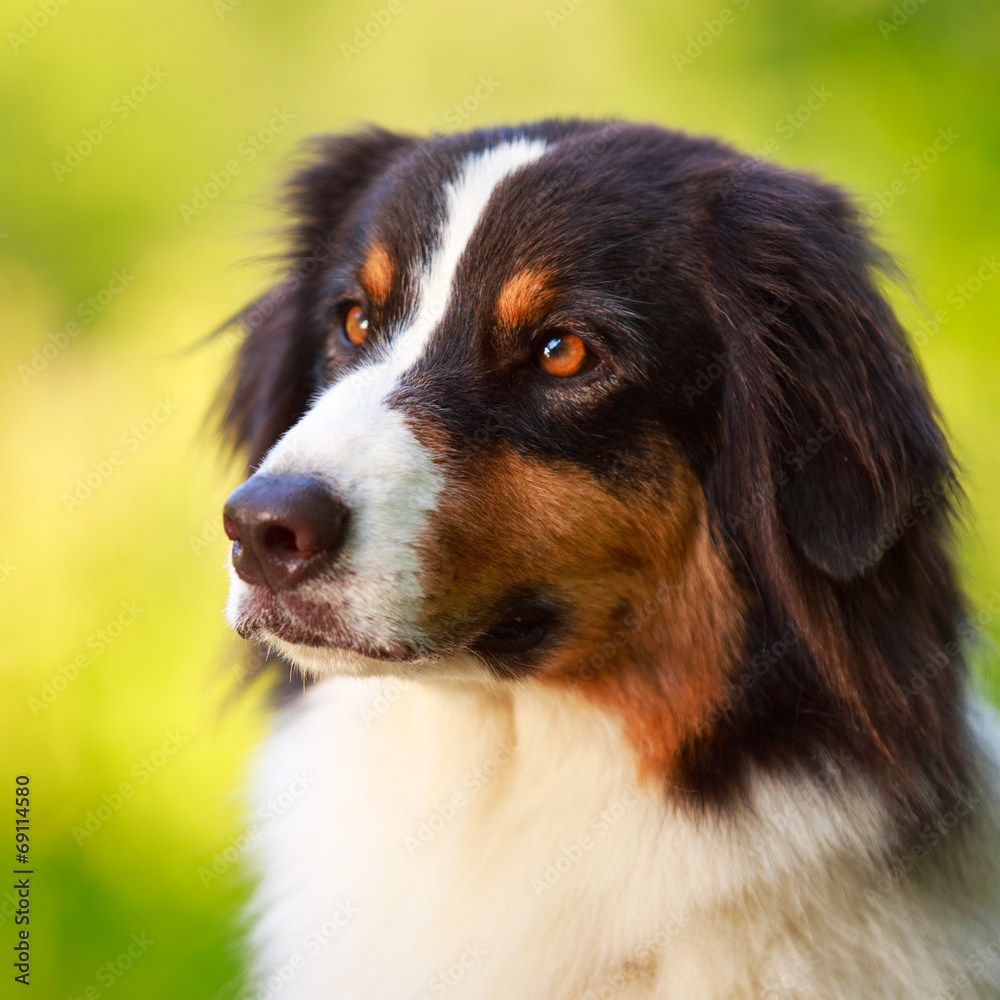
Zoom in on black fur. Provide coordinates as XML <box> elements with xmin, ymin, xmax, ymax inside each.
<box><xmin>221</xmin><ymin>119</ymin><xmax>974</xmax><ymax>841</ymax></box>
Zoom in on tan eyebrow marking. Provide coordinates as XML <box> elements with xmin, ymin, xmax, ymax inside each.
<box><xmin>496</xmin><ymin>268</ymin><xmax>558</xmax><ymax>329</ymax></box>
<box><xmin>360</xmin><ymin>244</ymin><xmax>393</xmax><ymax>304</ymax></box>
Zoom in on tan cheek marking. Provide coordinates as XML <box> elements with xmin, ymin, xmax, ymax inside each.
<box><xmin>558</xmin><ymin>520</ymin><xmax>744</xmax><ymax>787</ymax></box>
<box><xmin>360</xmin><ymin>244</ymin><xmax>393</xmax><ymax>305</ymax></box>
<box><xmin>416</xmin><ymin>441</ymin><xmax>744</xmax><ymax>785</ymax></box>
<box><xmin>496</xmin><ymin>268</ymin><xmax>557</xmax><ymax>329</ymax></box>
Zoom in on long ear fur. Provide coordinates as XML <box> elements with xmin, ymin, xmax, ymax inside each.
<box><xmin>699</xmin><ymin>159</ymin><xmax>973</xmax><ymax>828</ymax></box>
<box><xmin>705</xmin><ymin>163</ymin><xmax>956</xmax><ymax>584</ymax></box>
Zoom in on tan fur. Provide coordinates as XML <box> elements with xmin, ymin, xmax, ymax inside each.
<box><xmin>416</xmin><ymin>441</ymin><xmax>744</xmax><ymax>782</ymax></box>
<box><xmin>360</xmin><ymin>243</ymin><xmax>393</xmax><ymax>305</ymax></box>
<box><xmin>496</xmin><ymin>268</ymin><xmax>558</xmax><ymax>329</ymax></box>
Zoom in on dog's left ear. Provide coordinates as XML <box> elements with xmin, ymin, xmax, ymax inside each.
<box><xmin>703</xmin><ymin>162</ymin><xmax>955</xmax><ymax>583</ymax></box>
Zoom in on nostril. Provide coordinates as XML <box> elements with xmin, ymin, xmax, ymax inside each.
<box><xmin>223</xmin><ymin>515</ymin><xmax>241</xmax><ymax>542</ymax></box>
<box><xmin>263</xmin><ymin>524</ymin><xmax>309</xmax><ymax>560</ymax></box>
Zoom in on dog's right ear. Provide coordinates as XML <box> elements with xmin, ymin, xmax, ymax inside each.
<box><xmin>220</xmin><ymin>127</ymin><xmax>415</xmax><ymax>470</ymax></box>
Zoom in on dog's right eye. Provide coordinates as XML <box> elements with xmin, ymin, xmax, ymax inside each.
<box><xmin>535</xmin><ymin>332</ymin><xmax>597</xmax><ymax>378</ymax></box>
<box><xmin>331</xmin><ymin>302</ymin><xmax>370</xmax><ymax>347</ymax></box>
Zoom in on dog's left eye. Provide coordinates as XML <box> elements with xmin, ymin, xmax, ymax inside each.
<box><xmin>535</xmin><ymin>333</ymin><xmax>597</xmax><ymax>378</ymax></box>
<box><xmin>333</xmin><ymin>303</ymin><xmax>370</xmax><ymax>346</ymax></box>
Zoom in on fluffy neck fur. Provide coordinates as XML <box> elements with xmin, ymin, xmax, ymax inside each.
<box><xmin>247</xmin><ymin>673</ymin><xmax>1000</xmax><ymax>1000</ymax></box>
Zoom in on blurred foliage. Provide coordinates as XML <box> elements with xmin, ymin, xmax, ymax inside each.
<box><xmin>1</xmin><ymin>0</ymin><xmax>998</xmax><ymax>996</ymax></box>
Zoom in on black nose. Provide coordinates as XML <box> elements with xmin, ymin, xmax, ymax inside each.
<box><xmin>223</xmin><ymin>475</ymin><xmax>349</xmax><ymax>591</ymax></box>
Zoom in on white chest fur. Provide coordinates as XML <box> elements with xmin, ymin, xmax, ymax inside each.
<box><xmin>247</xmin><ymin>677</ymin><xmax>1000</xmax><ymax>1000</ymax></box>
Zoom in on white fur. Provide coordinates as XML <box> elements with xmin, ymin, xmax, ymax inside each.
<box><xmin>226</xmin><ymin>139</ymin><xmax>548</xmax><ymax>659</ymax></box>
<box><xmin>394</xmin><ymin>137</ymin><xmax>549</xmax><ymax>373</ymax></box>
<box><xmin>232</xmin><ymin>138</ymin><xmax>1000</xmax><ymax>997</ymax></box>
<box><xmin>246</xmin><ymin>676</ymin><xmax>1000</xmax><ymax>999</ymax></box>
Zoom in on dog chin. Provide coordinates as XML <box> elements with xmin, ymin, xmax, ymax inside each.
<box><xmin>228</xmin><ymin>585</ymin><xmax>414</xmax><ymax>656</ymax></box>
<box><xmin>261</xmin><ymin>635</ymin><xmax>409</xmax><ymax>678</ymax></box>
<box><xmin>226</xmin><ymin>581</ymin><xmax>487</xmax><ymax>681</ymax></box>
<box><xmin>261</xmin><ymin>635</ymin><xmax>487</xmax><ymax>682</ymax></box>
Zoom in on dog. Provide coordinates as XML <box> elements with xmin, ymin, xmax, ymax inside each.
<box><xmin>219</xmin><ymin>120</ymin><xmax>1000</xmax><ymax>999</ymax></box>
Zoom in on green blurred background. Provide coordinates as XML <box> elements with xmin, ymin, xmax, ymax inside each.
<box><xmin>1</xmin><ymin>0</ymin><xmax>998</xmax><ymax>996</ymax></box>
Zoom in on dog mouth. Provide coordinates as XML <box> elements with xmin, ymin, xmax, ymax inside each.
<box><xmin>232</xmin><ymin>585</ymin><xmax>566</xmax><ymax>669</ymax></box>
<box><xmin>468</xmin><ymin>592</ymin><xmax>565</xmax><ymax>658</ymax></box>
<box><xmin>231</xmin><ymin>588</ymin><xmax>418</xmax><ymax>662</ymax></box>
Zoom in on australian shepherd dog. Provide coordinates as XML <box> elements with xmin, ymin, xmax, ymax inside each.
<box><xmin>218</xmin><ymin>120</ymin><xmax>1000</xmax><ymax>999</ymax></box>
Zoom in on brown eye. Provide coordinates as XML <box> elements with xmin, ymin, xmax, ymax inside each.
<box><xmin>342</xmin><ymin>304</ymin><xmax>369</xmax><ymax>346</ymax></box>
<box><xmin>536</xmin><ymin>333</ymin><xmax>594</xmax><ymax>377</ymax></box>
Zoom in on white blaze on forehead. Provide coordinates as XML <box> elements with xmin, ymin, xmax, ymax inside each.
<box><xmin>390</xmin><ymin>136</ymin><xmax>549</xmax><ymax>373</ymax></box>
<box><xmin>230</xmin><ymin>138</ymin><xmax>549</xmax><ymax>661</ymax></box>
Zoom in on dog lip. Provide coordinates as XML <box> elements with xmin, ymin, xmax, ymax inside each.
<box><xmin>471</xmin><ymin>592</ymin><xmax>563</xmax><ymax>649</ymax></box>
<box><xmin>232</xmin><ymin>588</ymin><xmax>416</xmax><ymax>661</ymax></box>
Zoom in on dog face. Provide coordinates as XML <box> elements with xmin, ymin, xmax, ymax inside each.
<box><xmin>222</xmin><ymin>120</ymin><xmax>968</xmax><ymax>799</ymax></box>
<box><xmin>225</xmin><ymin>126</ymin><xmax>733</xmax><ymax>674</ymax></box>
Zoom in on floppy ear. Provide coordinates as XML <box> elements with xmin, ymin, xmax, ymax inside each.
<box><xmin>704</xmin><ymin>162</ymin><xmax>956</xmax><ymax>583</ymax></box>
<box><xmin>220</xmin><ymin>127</ymin><xmax>415</xmax><ymax>470</ymax></box>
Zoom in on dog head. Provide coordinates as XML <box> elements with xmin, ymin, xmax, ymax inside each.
<box><xmin>221</xmin><ymin>120</ymin><xmax>968</xmax><ymax>804</ymax></box>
